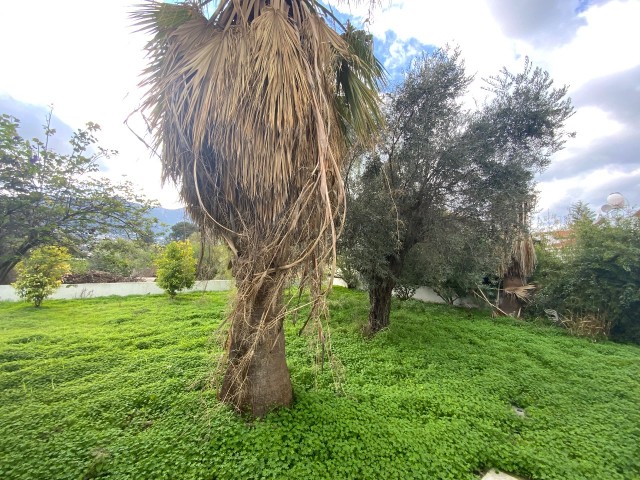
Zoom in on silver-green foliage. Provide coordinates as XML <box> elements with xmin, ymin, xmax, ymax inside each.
<box><xmin>340</xmin><ymin>49</ymin><xmax>574</xmax><ymax>328</ymax></box>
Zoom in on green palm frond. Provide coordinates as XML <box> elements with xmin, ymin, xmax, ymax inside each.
<box><xmin>336</xmin><ymin>23</ymin><xmax>386</xmax><ymax>143</ymax></box>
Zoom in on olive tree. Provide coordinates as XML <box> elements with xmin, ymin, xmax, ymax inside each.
<box><xmin>340</xmin><ymin>50</ymin><xmax>574</xmax><ymax>333</ymax></box>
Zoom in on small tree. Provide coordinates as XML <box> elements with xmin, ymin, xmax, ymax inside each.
<box><xmin>89</xmin><ymin>238</ymin><xmax>159</xmax><ymax>277</ymax></box>
<box><xmin>12</xmin><ymin>246</ymin><xmax>71</xmax><ymax>307</ymax></box>
<box><xmin>155</xmin><ymin>241</ymin><xmax>196</xmax><ymax>297</ymax></box>
<box><xmin>167</xmin><ymin>221</ymin><xmax>199</xmax><ymax>243</ymax></box>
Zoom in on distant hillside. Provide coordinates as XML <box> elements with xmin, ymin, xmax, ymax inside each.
<box><xmin>1</xmin><ymin>96</ymin><xmax>76</xmax><ymax>154</ymax></box>
<box><xmin>150</xmin><ymin>207</ymin><xmax>188</xmax><ymax>227</ymax></box>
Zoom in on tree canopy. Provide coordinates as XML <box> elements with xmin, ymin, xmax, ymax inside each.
<box><xmin>0</xmin><ymin>112</ymin><xmax>157</xmax><ymax>284</ymax></box>
<box><xmin>167</xmin><ymin>221</ymin><xmax>198</xmax><ymax>243</ymax></box>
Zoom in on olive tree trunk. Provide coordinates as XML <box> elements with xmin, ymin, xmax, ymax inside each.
<box><xmin>219</xmin><ymin>271</ymin><xmax>293</xmax><ymax>417</ymax></box>
<box><xmin>0</xmin><ymin>260</ymin><xmax>18</xmax><ymax>285</ymax></box>
<box><xmin>368</xmin><ymin>277</ymin><xmax>395</xmax><ymax>334</ymax></box>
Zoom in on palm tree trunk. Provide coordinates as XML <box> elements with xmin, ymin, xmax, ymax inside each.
<box><xmin>219</xmin><ymin>270</ymin><xmax>293</xmax><ymax>417</ymax></box>
<box><xmin>498</xmin><ymin>276</ymin><xmax>525</xmax><ymax>317</ymax></box>
<box><xmin>368</xmin><ymin>277</ymin><xmax>395</xmax><ymax>334</ymax></box>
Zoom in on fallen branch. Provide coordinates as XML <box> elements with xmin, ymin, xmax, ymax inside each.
<box><xmin>473</xmin><ymin>288</ymin><xmax>510</xmax><ymax>317</ymax></box>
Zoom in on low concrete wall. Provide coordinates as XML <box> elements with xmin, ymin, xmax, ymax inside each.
<box><xmin>413</xmin><ymin>286</ymin><xmax>446</xmax><ymax>304</ymax></box>
<box><xmin>334</xmin><ymin>282</ymin><xmax>476</xmax><ymax>307</ymax></box>
<box><xmin>0</xmin><ymin>280</ymin><xmax>233</xmax><ymax>302</ymax></box>
<box><xmin>413</xmin><ymin>286</ymin><xmax>476</xmax><ymax>307</ymax></box>
<box><xmin>1</xmin><ymin>279</ymin><xmax>475</xmax><ymax>306</ymax></box>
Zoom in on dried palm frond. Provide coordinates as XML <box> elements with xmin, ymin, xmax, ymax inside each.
<box><xmin>503</xmin><ymin>283</ymin><xmax>536</xmax><ymax>302</ymax></box>
<box><xmin>133</xmin><ymin>0</ymin><xmax>384</xmax><ymax>239</ymax></box>
<box><xmin>498</xmin><ymin>234</ymin><xmax>537</xmax><ymax>279</ymax></box>
<box><xmin>132</xmin><ymin>0</ymin><xmax>384</xmax><ymax>413</ymax></box>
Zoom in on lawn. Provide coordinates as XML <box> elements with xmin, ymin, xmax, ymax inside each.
<box><xmin>0</xmin><ymin>288</ymin><xmax>639</xmax><ymax>480</ymax></box>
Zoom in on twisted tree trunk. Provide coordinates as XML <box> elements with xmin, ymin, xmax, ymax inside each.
<box><xmin>367</xmin><ymin>256</ymin><xmax>403</xmax><ymax>334</ymax></box>
<box><xmin>368</xmin><ymin>277</ymin><xmax>395</xmax><ymax>334</ymax></box>
<box><xmin>0</xmin><ymin>240</ymin><xmax>36</xmax><ymax>284</ymax></box>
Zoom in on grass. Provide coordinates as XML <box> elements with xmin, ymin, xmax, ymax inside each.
<box><xmin>0</xmin><ymin>288</ymin><xmax>639</xmax><ymax>479</ymax></box>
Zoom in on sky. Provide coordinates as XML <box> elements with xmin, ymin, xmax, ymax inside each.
<box><xmin>0</xmin><ymin>0</ymin><xmax>638</xmax><ymax>221</ymax></box>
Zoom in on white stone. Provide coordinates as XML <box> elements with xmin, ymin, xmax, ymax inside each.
<box><xmin>512</xmin><ymin>406</ymin><xmax>526</xmax><ymax>417</ymax></box>
<box><xmin>482</xmin><ymin>469</ymin><xmax>525</xmax><ymax>480</ymax></box>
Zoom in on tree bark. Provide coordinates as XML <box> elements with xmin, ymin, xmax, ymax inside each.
<box><xmin>0</xmin><ymin>240</ymin><xmax>36</xmax><ymax>284</ymax></box>
<box><xmin>368</xmin><ymin>277</ymin><xmax>395</xmax><ymax>334</ymax></box>
<box><xmin>219</xmin><ymin>272</ymin><xmax>293</xmax><ymax>417</ymax></box>
<box><xmin>0</xmin><ymin>260</ymin><xmax>18</xmax><ymax>285</ymax></box>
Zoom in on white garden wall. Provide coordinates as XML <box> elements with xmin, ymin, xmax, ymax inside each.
<box><xmin>1</xmin><ymin>279</ymin><xmax>475</xmax><ymax>307</ymax></box>
<box><xmin>0</xmin><ymin>280</ymin><xmax>233</xmax><ymax>302</ymax></box>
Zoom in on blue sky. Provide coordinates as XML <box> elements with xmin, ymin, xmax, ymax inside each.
<box><xmin>1</xmin><ymin>0</ymin><xmax>638</xmax><ymax>221</ymax></box>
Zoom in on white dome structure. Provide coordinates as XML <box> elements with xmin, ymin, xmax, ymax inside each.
<box><xmin>606</xmin><ymin>192</ymin><xmax>625</xmax><ymax>209</ymax></box>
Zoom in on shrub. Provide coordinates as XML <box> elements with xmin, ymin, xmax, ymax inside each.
<box><xmin>393</xmin><ymin>284</ymin><xmax>417</xmax><ymax>301</ymax></box>
<box><xmin>155</xmin><ymin>241</ymin><xmax>196</xmax><ymax>297</ymax></box>
<box><xmin>12</xmin><ymin>246</ymin><xmax>72</xmax><ymax>307</ymax></box>
<box><xmin>336</xmin><ymin>256</ymin><xmax>361</xmax><ymax>289</ymax></box>
<box><xmin>530</xmin><ymin>207</ymin><xmax>640</xmax><ymax>343</ymax></box>
<box><xmin>89</xmin><ymin>238</ymin><xmax>159</xmax><ymax>277</ymax></box>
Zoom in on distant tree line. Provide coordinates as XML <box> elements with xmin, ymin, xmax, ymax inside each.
<box><xmin>0</xmin><ymin>112</ymin><xmax>157</xmax><ymax>284</ymax></box>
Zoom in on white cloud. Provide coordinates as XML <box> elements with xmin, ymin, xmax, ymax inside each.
<box><xmin>385</xmin><ymin>38</ymin><xmax>419</xmax><ymax>70</ymax></box>
<box><xmin>0</xmin><ymin>0</ymin><xmax>180</xmax><ymax>207</ymax></box>
<box><xmin>551</xmin><ymin>106</ymin><xmax>626</xmax><ymax>164</ymax></box>
<box><xmin>540</xmin><ymin>1</ymin><xmax>640</xmax><ymax>90</ymax></box>
<box><xmin>537</xmin><ymin>167</ymin><xmax>640</xmax><ymax>214</ymax></box>
<box><xmin>485</xmin><ymin>0</ymin><xmax>587</xmax><ymax>47</ymax></box>
<box><xmin>341</xmin><ymin>0</ymin><xmax>519</xmax><ymax>79</ymax></box>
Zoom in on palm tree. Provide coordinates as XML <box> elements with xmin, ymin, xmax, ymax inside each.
<box><xmin>133</xmin><ymin>0</ymin><xmax>383</xmax><ymax>417</ymax></box>
<box><xmin>497</xmin><ymin>204</ymin><xmax>537</xmax><ymax>317</ymax></box>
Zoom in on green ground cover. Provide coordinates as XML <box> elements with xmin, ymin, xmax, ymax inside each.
<box><xmin>0</xmin><ymin>288</ymin><xmax>639</xmax><ymax>479</ymax></box>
